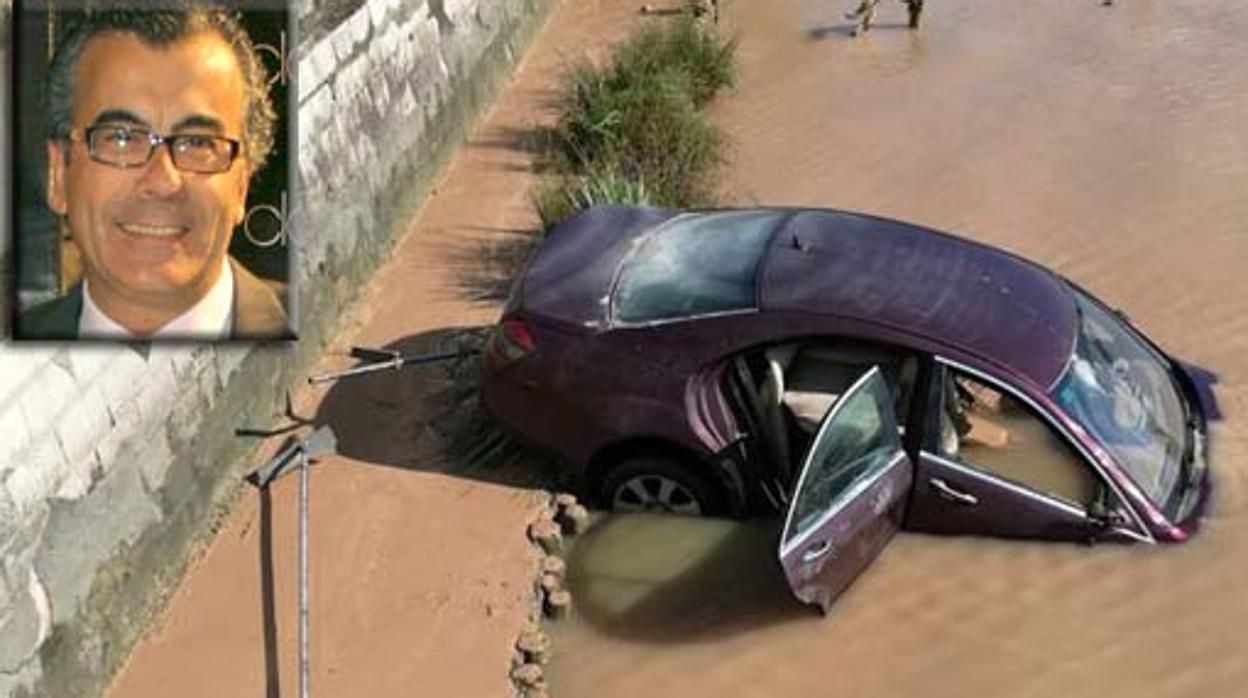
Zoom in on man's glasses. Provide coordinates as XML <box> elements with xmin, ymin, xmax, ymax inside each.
<box><xmin>71</xmin><ymin>125</ymin><xmax>241</xmax><ymax>174</ymax></box>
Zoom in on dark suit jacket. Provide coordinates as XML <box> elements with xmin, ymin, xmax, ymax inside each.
<box><xmin>16</xmin><ymin>258</ymin><xmax>290</xmax><ymax>340</ymax></box>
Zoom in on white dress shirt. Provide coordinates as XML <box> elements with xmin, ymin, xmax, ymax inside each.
<box><xmin>79</xmin><ymin>259</ymin><xmax>235</xmax><ymax>340</ymax></box>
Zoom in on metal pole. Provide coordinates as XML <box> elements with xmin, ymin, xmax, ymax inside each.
<box><xmin>298</xmin><ymin>447</ymin><xmax>310</xmax><ymax>698</ymax></box>
<box><xmin>242</xmin><ymin>426</ymin><xmax>335</xmax><ymax>698</ymax></box>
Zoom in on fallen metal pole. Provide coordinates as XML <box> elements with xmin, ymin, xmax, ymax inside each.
<box><xmin>298</xmin><ymin>446</ymin><xmax>310</xmax><ymax>698</ymax></box>
<box><xmin>244</xmin><ymin>426</ymin><xmax>337</xmax><ymax>698</ymax></box>
<box><xmin>307</xmin><ymin>346</ymin><xmax>481</xmax><ymax>385</ymax></box>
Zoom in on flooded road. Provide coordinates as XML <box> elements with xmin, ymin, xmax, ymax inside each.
<box><xmin>546</xmin><ymin>1</ymin><xmax>1248</xmax><ymax>696</ymax></box>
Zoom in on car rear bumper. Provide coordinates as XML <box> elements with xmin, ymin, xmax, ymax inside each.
<box><xmin>480</xmin><ymin>339</ymin><xmax>594</xmax><ymax>479</ymax></box>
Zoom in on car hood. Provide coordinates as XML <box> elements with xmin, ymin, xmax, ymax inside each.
<box><xmin>523</xmin><ymin>205</ymin><xmax>680</xmax><ymax>329</ymax></box>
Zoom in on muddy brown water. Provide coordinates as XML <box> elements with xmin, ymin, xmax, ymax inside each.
<box><xmin>546</xmin><ymin>1</ymin><xmax>1248</xmax><ymax>697</ymax></box>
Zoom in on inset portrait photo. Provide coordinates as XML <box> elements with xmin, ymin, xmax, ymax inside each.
<box><xmin>11</xmin><ymin>0</ymin><xmax>293</xmax><ymax>341</ymax></box>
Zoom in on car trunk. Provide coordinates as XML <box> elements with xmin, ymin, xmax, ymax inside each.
<box><xmin>522</xmin><ymin>205</ymin><xmax>679</xmax><ymax>328</ymax></box>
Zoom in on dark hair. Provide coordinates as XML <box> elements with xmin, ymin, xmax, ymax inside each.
<box><xmin>45</xmin><ymin>5</ymin><xmax>277</xmax><ymax>171</ymax></box>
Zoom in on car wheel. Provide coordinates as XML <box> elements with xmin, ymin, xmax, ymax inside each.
<box><xmin>600</xmin><ymin>456</ymin><xmax>723</xmax><ymax>516</ymax></box>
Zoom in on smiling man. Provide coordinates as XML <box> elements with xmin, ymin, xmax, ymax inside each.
<box><xmin>18</xmin><ymin>7</ymin><xmax>287</xmax><ymax>340</ymax></box>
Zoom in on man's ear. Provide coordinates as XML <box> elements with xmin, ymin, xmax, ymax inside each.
<box><xmin>46</xmin><ymin>140</ymin><xmax>68</xmax><ymax>216</ymax></box>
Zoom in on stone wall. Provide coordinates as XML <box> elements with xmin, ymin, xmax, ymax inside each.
<box><xmin>0</xmin><ymin>0</ymin><xmax>556</xmax><ymax>695</ymax></box>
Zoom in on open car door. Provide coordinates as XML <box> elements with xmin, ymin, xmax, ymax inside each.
<box><xmin>778</xmin><ymin>366</ymin><xmax>914</xmax><ymax>614</ymax></box>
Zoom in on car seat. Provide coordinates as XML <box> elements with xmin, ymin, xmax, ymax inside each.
<box><xmin>759</xmin><ymin>344</ymin><xmax>799</xmax><ymax>483</ymax></box>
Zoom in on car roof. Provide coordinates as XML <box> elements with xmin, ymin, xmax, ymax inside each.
<box><xmin>760</xmin><ymin>209</ymin><xmax>1077</xmax><ymax>389</ymax></box>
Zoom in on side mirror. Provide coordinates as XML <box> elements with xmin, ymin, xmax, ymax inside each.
<box><xmin>1086</xmin><ymin>497</ymin><xmax>1131</xmax><ymax>541</ymax></box>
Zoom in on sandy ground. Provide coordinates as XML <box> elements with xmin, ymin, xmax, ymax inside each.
<box><xmin>109</xmin><ymin>0</ymin><xmax>1248</xmax><ymax>696</ymax></box>
<box><xmin>547</xmin><ymin>1</ymin><xmax>1248</xmax><ymax>698</ymax></box>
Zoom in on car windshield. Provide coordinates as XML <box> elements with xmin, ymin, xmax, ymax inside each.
<box><xmin>1051</xmin><ymin>288</ymin><xmax>1187</xmax><ymax>510</ymax></box>
<box><xmin>613</xmin><ymin>210</ymin><xmax>784</xmax><ymax>324</ymax></box>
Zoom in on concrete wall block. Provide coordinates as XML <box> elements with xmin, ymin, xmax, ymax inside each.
<box><xmin>150</xmin><ymin>343</ymin><xmax>204</xmax><ymax>380</ymax></box>
<box><xmin>296</xmin><ymin>37</ymin><xmax>335</xmax><ymax>104</ymax></box>
<box><xmin>367</xmin><ymin>0</ymin><xmax>388</xmax><ymax>32</ymax></box>
<box><xmin>473</xmin><ymin>0</ymin><xmax>507</xmax><ymax>32</ymax></box>
<box><xmin>347</xmin><ymin>7</ymin><xmax>372</xmax><ymax>53</ymax></box>
<box><xmin>16</xmin><ymin>360</ymin><xmax>77</xmax><ymax>443</ymax></box>
<box><xmin>133</xmin><ymin>355</ymin><xmax>180</xmax><ymax>428</ymax></box>
<box><xmin>0</xmin><ymin>349</ymin><xmax>57</xmax><ymax>405</ymax></box>
<box><xmin>166</xmin><ymin>346</ymin><xmax>216</xmax><ymax>397</ymax></box>
<box><xmin>297</xmin><ymin>87</ymin><xmax>337</xmax><ymax>189</ymax></box>
<box><xmin>0</xmin><ymin>403</ymin><xmax>32</xmax><ymax>474</ymax></box>
<box><xmin>445</xmin><ymin>0</ymin><xmax>478</xmax><ymax>25</ymax></box>
<box><xmin>329</xmin><ymin>20</ymin><xmax>353</xmax><ymax>65</ymax></box>
<box><xmin>91</xmin><ymin>348</ymin><xmax>148</xmax><ymax>418</ymax></box>
<box><xmin>195</xmin><ymin>356</ymin><xmax>220</xmax><ymax>412</ymax></box>
<box><xmin>302</xmin><ymin>89</ymin><xmax>337</xmax><ymax>150</ymax></box>
<box><xmin>211</xmin><ymin>346</ymin><xmax>249</xmax><ymax>390</ymax></box>
<box><xmin>329</xmin><ymin>5</ymin><xmax>368</xmax><ymax>64</ymax></box>
<box><xmin>368</xmin><ymin>0</ymin><xmax>405</xmax><ymax>32</ymax></box>
<box><xmin>0</xmin><ymin>500</ymin><xmax>44</xmax><ymax>569</ymax></box>
<box><xmin>360</xmin><ymin>138</ymin><xmax>384</xmax><ymax>198</ymax></box>
<box><xmin>0</xmin><ymin>488</ymin><xmax>21</xmax><ymax>567</ymax></box>
<box><xmin>51</xmin><ymin>385</ymin><xmax>111</xmax><ymax>488</ymax></box>
<box><xmin>414</xmin><ymin>11</ymin><xmax>447</xmax><ymax>75</ymax></box>
<box><xmin>339</xmin><ymin>53</ymin><xmax>373</xmax><ymax>108</ymax></box>
<box><xmin>448</xmin><ymin>31</ymin><xmax>491</xmax><ymax>83</ymax></box>
<box><xmin>134</xmin><ymin>430</ymin><xmax>176</xmax><ymax>497</ymax></box>
<box><xmin>53</xmin><ymin>454</ymin><xmax>98</xmax><ymax>502</ymax></box>
<box><xmin>92</xmin><ymin>407</ymin><xmax>131</xmax><ymax>477</ymax></box>
<box><xmin>373</xmin><ymin>69</ymin><xmax>393</xmax><ymax>115</ymax></box>
<box><xmin>399</xmin><ymin>81</ymin><xmax>419</xmax><ymax>119</ymax></box>
<box><xmin>3</xmin><ymin>438</ymin><xmax>67</xmax><ymax>515</ymax></box>
<box><xmin>37</xmin><ymin>460</ymin><xmax>162</xmax><ymax>628</ymax></box>
<box><xmin>307</xmin><ymin>38</ymin><xmax>339</xmax><ymax>94</ymax></box>
<box><xmin>296</xmin><ymin>55</ymin><xmax>324</xmax><ymax>105</ymax></box>
<box><xmin>373</xmin><ymin>18</ymin><xmax>405</xmax><ymax>72</ymax></box>
<box><xmin>64</xmin><ymin>346</ymin><xmax>118</xmax><ymax>390</ymax></box>
<box><xmin>393</xmin><ymin>18</ymin><xmax>418</xmax><ymax>75</ymax></box>
<box><xmin>0</xmin><ymin>656</ymin><xmax>43</xmax><ymax>698</ymax></box>
<box><xmin>0</xmin><ymin>569</ymin><xmax>50</xmax><ymax>674</ymax></box>
<box><xmin>292</xmin><ymin>0</ymin><xmax>313</xmax><ymax>26</ymax></box>
<box><xmin>0</xmin><ymin>562</ymin><xmax>11</xmax><ymax>618</ymax></box>
<box><xmin>167</xmin><ymin>375</ymin><xmax>211</xmax><ymax>448</ymax></box>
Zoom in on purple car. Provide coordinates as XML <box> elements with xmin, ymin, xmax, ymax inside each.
<box><xmin>482</xmin><ymin>205</ymin><xmax>1217</xmax><ymax>612</ymax></box>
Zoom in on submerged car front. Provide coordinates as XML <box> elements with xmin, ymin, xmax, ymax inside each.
<box><xmin>1049</xmin><ymin>284</ymin><xmax>1216</xmax><ymax>541</ymax></box>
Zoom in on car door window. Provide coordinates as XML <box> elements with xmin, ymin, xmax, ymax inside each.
<box><xmin>785</xmin><ymin>370</ymin><xmax>903</xmax><ymax>545</ymax></box>
<box><xmin>938</xmin><ymin>369</ymin><xmax>1098</xmax><ymax>509</ymax></box>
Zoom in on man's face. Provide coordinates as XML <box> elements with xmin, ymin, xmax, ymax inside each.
<box><xmin>46</xmin><ymin>31</ymin><xmax>251</xmax><ymax>318</ymax></box>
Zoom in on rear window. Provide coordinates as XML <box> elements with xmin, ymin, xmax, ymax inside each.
<box><xmin>613</xmin><ymin>210</ymin><xmax>783</xmax><ymax>324</ymax></box>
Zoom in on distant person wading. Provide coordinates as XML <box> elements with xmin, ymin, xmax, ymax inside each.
<box><xmin>845</xmin><ymin>0</ymin><xmax>924</xmax><ymax>36</ymax></box>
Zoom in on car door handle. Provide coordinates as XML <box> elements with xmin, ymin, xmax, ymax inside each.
<box><xmin>801</xmin><ymin>539</ymin><xmax>833</xmax><ymax>563</ymax></box>
<box><xmin>930</xmin><ymin>478</ymin><xmax>978</xmax><ymax>506</ymax></box>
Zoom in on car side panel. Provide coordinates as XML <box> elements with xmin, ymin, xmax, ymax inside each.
<box><xmin>906</xmin><ymin>452</ymin><xmax>1094</xmax><ymax>541</ymax></box>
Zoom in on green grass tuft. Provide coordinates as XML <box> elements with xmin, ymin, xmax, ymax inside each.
<box><xmin>535</xmin><ymin>17</ymin><xmax>737</xmax><ymax>231</ymax></box>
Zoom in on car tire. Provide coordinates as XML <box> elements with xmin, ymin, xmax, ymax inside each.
<box><xmin>599</xmin><ymin>456</ymin><xmax>724</xmax><ymax>517</ymax></box>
